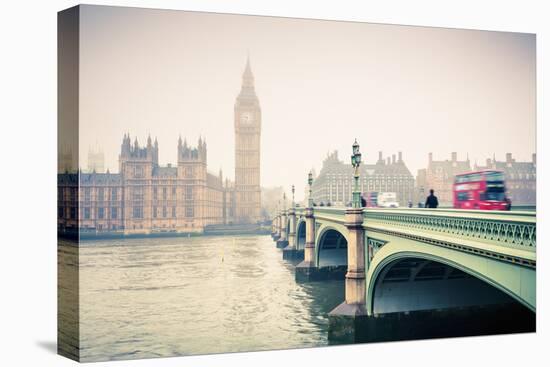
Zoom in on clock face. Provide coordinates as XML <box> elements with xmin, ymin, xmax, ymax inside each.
<box><xmin>240</xmin><ymin>112</ymin><xmax>252</xmax><ymax>124</ymax></box>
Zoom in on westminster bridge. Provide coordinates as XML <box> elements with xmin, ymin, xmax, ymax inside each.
<box><xmin>270</xmin><ymin>205</ymin><xmax>536</xmax><ymax>342</ymax></box>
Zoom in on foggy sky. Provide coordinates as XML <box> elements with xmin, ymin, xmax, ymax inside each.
<box><xmin>78</xmin><ymin>5</ymin><xmax>536</xmax><ymax>201</ymax></box>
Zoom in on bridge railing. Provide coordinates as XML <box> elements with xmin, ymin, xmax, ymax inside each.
<box><xmin>281</xmin><ymin>207</ymin><xmax>536</xmax><ymax>255</ymax></box>
<box><xmin>363</xmin><ymin>208</ymin><xmax>536</xmax><ymax>253</ymax></box>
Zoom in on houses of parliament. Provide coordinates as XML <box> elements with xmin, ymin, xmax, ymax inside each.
<box><xmin>58</xmin><ymin>59</ymin><xmax>262</xmax><ymax>236</ymax></box>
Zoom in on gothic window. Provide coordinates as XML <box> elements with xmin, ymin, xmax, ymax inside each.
<box><xmin>111</xmin><ymin>207</ymin><xmax>117</xmax><ymax>219</ymax></box>
<box><xmin>70</xmin><ymin>207</ymin><xmax>76</xmax><ymax>219</ymax></box>
<box><xmin>84</xmin><ymin>187</ymin><xmax>91</xmax><ymax>202</ymax></box>
<box><xmin>134</xmin><ymin>166</ymin><xmax>144</xmax><ymax>178</ymax></box>
<box><xmin>84</xmin><ymin>207</ymin><xmax>90</xmax><ymax>219</ymax></box>
<box><xmin>185</xmin><ymin>206</ymin><xmax>194</xmax><ymax>218</ymax></box>
<box><xmin>98</xmin><ymin>187</ymin><xmax>104</xmax><ymax>201</ymax></box>
<box><xmin>111</xmin><ymin>188</ymin><xmax>117</xmax><ymax>201</ymax></box>
<box><xmin>132</xmin><ymin>186</ymin><xmax>144</xmax><ymax>201</ymax></box>
<box><xmin>153</xmin><ymin>187</ymin><xmax>158</xmax><ymax>200</ymax></box>
<box><xmin>172</xmin><ymin>207</ymin><xmax>176</xmax><ymax>218</ymax></box>
<box><xmin>163</xmin><ymin>206</ymin><xmax>167</xmax><ymax>218</ymax></box>
<box><xmin>153</xmin><ymin>207</ymin><xmax>157</xmax><ymax>218</ymax></box>
<box><xmin>172</xmin><ymin>187</ymin><xmax>176</xmax><ymax>196</ymax></box>
<box><xmin>98</xmin><ymin>207</ymin><xmax>105</xmax><ymax>219</ymax></box>
<box><xmin>133</xmin><ymin>206</ymin><xmax>143</xmax><ymax>219</ymax></box>
<box><xmin>163</xmin><ymin>187</ymin><xmax>167</xmax><ymax>200</ymax></box>
<box><xmin>185</xmin><ymin>186</ymin><xmax>193</xmax><ymax>200</ymax></box>
<box><xmin>185</xmin><ymin>167</ymin><xmax>194</xmax><ymax>178</ymax></box>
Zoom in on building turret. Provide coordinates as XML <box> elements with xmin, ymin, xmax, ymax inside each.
<box><xmin>177</xmin><ymin>136</ymin><xmax>207</xmax><ymax>164</ymax></box>
<box><xmin>119</xmin><ymin>134</ymin><xmax>158</xmax><ymax>180</ymax></box>
<box><xmin>377</xmin><ymin>151</ymin><xmax>384</xmax><ymax>164</ymax></box>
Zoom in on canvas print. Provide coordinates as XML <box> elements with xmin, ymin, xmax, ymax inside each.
<box><xmin>57</xmin><ymin>5</ymin><xmax>536</xmax><ymax>362</ymax></box>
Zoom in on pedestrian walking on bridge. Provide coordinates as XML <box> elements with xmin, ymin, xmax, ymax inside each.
<box><xmin>425</xmin><ymin>189</ymin><xmax>439</xmax><ymax>209</ymax></box>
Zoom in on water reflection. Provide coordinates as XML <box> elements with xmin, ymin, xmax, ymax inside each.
<box><xmin>58</xmin><ymin>235</ymin><xmax>344</xmax><ymax>362</ymax></box>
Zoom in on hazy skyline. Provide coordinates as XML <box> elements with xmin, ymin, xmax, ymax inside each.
<box><xmin>78</xmin><ymin>5</ymin><xmax>536</xmax><ymax>201</ymax></box>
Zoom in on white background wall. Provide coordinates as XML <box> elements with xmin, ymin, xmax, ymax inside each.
<box><xmin>0</xmin><ymin>1</ymin><xmax>548</xmax><ymax>366</ymax></box>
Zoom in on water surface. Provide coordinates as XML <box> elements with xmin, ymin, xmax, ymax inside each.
<box><xmin>58</xmin><ymin>235</ymin><xmax>344</xmax><ymax>362</ymax></box>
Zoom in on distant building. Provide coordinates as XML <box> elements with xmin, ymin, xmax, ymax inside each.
<box><xmin>234</xmin><ymin>57</ymin><xmax>262</xmax><ymax>223</ymax></box>
<box><xmin>58</xmin><ymin>145</ymin><xmax>75</xmax><ymax>174</ymax></box>
<box><xmin>311</xmin><ymin>151</ymin><xmax>415</xmax><ymax>206</ymax></box>
<box><xmin>261</xmin><ymin>186</ymin><xmax>285</xmax><ymax>219</ymax></box>
<box><xmin>58</xmin><ymin>135</ymin><xmax>231</xmax><ymax>236</ymax></box>
<box><xmin>474</xmin><ymin>153</ymin><xmax>536</xmax><ymax>205</ymax></box>
<box><xmin>87</xmin><ymin>146</ymin><xmax>105</xmax><ymax>173</ymax></box>
<box><xmin>417</xmin><ymin>152</ymin><xmax>471</xmax><ymax>206</ymax></box>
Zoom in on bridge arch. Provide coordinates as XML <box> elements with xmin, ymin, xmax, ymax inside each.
<box><xmin>315</xmin><ymin>226</ymin><xmax>348</xmax><ymax>267</ymax></box>
<box><xmin>296</xmin><ymin>218</ymin><xmax>306</xmax><ymax>250</ymax></box>
<box><xmin>366</xmin><ymin>238</ymin><xmax>536</xmax><ymax>315</ymax></box>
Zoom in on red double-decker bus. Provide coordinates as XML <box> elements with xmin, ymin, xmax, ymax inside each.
<box><xmin>453</xmin><ymin>170</ymin><xmax>510</xmax><ymax>210</ymax></box>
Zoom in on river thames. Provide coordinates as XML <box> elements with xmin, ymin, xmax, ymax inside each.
<box><xmin>58</xmin><ymin>235</ymin><xmax>344</xmax><ymax>362</ymax></box>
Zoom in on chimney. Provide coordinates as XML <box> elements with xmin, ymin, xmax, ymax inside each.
<box><xmin>451</xmin><ymin>152</ymin><xmax>457</xmax><ymax>162</ymax></box>
<box><xmin>532</xmin><ymin>153</ymin><xmax>537</xmax><ymax>164</ymax></box>
<box><xmin>378</xmin><ymin>151</ymin><xmax>383</xmax><ymax>162</ymax></box>
<box><xmin>429</xmin><ymin>152</ymin><xmax>433</xmax><ymax>163</ymax></box>
<box><xmin>392</xmin><ymin>154</ymin><xmax>396</xmax><ymax>164</ymax></box>
<box><xmin>506</xmin><ymin>153</ymin><xmax>512</xmax><ymax>163</ymax></box>
<box><xmin>398</xmin><ymin>151</ymin><xmax>403</xmax><ymax>162</ymax></box>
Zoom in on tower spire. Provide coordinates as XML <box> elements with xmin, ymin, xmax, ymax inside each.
<box><xmin>242</xmin><ymin>55</ymin><xmax>254</xmax><ymax>89</ymax></box>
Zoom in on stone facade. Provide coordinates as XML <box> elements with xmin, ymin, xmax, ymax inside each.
<box><xmin>58</xmin><ymin>135</ymin><xmax>232</xmax><ymax>236</ymax></box>
<box><xmin>311</xmin><ymin>151</ymin><xmax>415</xmax><ymax>206</ymax></box>
<box><xmin>417</xmin><ymin>152</ymin><xmax>472</xmax><ymax>206</ymax></box>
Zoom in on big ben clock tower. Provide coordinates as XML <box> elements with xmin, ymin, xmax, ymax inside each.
<box><xmin>234</xmin><ymin>57</ymin><xmax>261</xmax><ymax>223</ymax></box>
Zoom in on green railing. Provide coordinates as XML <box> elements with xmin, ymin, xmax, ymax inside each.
<box><xmin>363</xmin><ymin>208</ymin><xmax>536</xmax><ymax>251</ymax></box>
<box><xmin>278</xmin><ymin>207</ymin><xmax>536</xmax><ymax>252</ymax></box>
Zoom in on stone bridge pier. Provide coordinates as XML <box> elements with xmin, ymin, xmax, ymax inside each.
<box><xmin>270</xmin><ymin>216</ymin><xmax>278</xmax><ymax>239</ymax></box>
<box><xmin>327</xmin><ymin>206</ymin><xmax>367</xmax><ymax>342</ymax></box>
<box><xmin>276</xmin><ymin>209</ymin><xmax>288</xmax><ymax>248</ymax></box>
<box><xmin>271</xmin><ymin>214</ymin><xmax>280</xmax><ymax>241</ymax></box>
<box><xmin>282</xmin><ymin>207</ymin><xmax>304</xmax><ymax>261</ymax></box>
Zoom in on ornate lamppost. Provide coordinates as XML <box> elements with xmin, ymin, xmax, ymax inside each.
<box><xmin>351</xmin><ymin>139</ymin><xmax>362</xmax><ymax>208</ymax></box>
<box><xmin>308</xmin><ymin>171</ymin><xmax>314</xmax><ymax>208</ymax></box>
<box><xmin>283</xmin><ymin>184</ymin><xmax>298</xmax><ymax>257</ymax></box>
